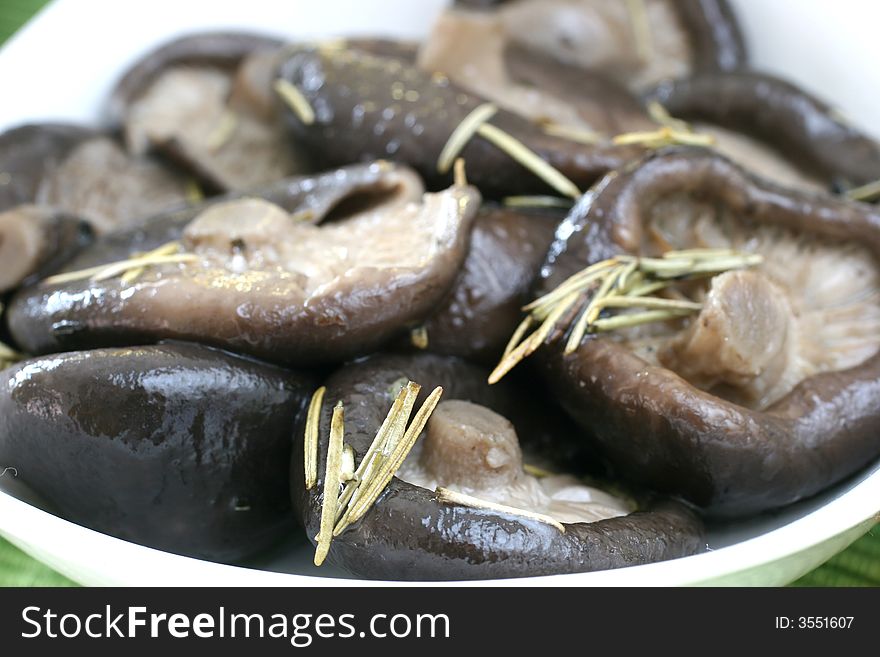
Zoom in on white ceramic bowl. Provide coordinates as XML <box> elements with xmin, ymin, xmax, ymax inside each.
<box><xmin>1</xmin><ymin>0</ymin><xmax>879</xmax><ymax>586</ymax></box>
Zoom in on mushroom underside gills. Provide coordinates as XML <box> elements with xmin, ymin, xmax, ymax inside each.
<box><xmin>618</xmin><ymin>192</ymin><xmax>880</xmax><ymax>410</ymax></box>
<box><xmin>397</xmin><ymin>399</ymin><xmax>634</xmax><ymax>524</ymax></box>
<box><xmin>8</xmin><ymin>167</ymin><xmax>480</xmax><ymax>365</ymax></box>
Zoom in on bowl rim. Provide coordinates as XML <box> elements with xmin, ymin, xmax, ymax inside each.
<box><xmin>1</xmin><ymin>0</ymin><xmax>879</xmax><ymax>587</ymax></box>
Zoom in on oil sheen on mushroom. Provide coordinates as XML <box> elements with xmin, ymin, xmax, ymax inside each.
<box><xmin>277</xmin><ymin>44</ymin><xmax>646</xmax><ymax>198</ymax></box>
<box><xmin>418</xmin><ymin>204</ymin><xmax>560</xmax><ymax>363</ymax></box>
<box><xmin>292</xmin><ymin>353</ymin><xmax>704</xmax><ymax>580</ymax></box>
<box><xmin>649</xmin><ymin>71</ymin><xmax>880</xmax><ymax>190</ymax></box>
<box><xmin>8</xmin><ymin>163</ymin><xmax>480</xmax><ymax>366</ymax></box>
<box><xmin>537</xmin><ymin>148</ymin><xmax>880</xmax><ymax>515</ymax></box>
<box><xmin>0</xmin><ymin>342</ymin><xmax>314</xmax><ymax>562</ymax></box>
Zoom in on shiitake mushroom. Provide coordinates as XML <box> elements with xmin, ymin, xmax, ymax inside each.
<box><xmin>648</xmin><ymin>71</ymin><xmax>880</xmax><ymax>191</ymax></box>
<box><xmin>0</xmin><ymin>342</ymin><xmax>314</xmax><ymax>561</ymax></box>
<box><xmin>7</xmin><ymin>163</ymin><xmax>480</xmax><ymax>366</ymax></box>
<box><xmin>0</xmin><ymin>123</ymin><xmax>192</xmax><ymax>234</ymax></box>
<box><xmin>109</xmin><ymin>31</ymin><xmax>310</xmax><ymax>193</ymax></box>
<box><xmin>0</xmin><ymin>123</ymin><xmax>98</xmax><ymax>212</ymax></box>
<box><xmin>533</xmin><ymin>148</ymin><xmax>880</xmax><ymax>516</ymax></box>
<box><xmin>107</xmin><ymin>31</ymin><xmax>285</xmax><ymax>124</ymax></box>
<box><xmin>291</xmin><ymin>353</ymin><xmax>704</xmax><ymax>581</ymax></box>
<box><xmin>451</xmin><ymin>0</ymin><xmax>746</xmax><ymax>91</ymax></box>
<box><xmin>418</xmin><ymin>12</ymin><xmax>656</xmax><ymax>138</ymax></box>
<box><xmin>416</xmin><ymin>204</ymin><xmax>561</xmax><ymax>363</ymax></box>
<box><xmin>0</xmin><ymin>205</ymin><xmax>93</xmax><ymax>294</ymax></box>
<box><xmin>276</xmin><ymin>44</ymin><xmax>647</xmax><ymax>198</ymax></box>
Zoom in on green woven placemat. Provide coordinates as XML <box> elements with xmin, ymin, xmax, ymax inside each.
<box><xmin>0</xmin><ymin>0</ymin><xmax>878</xmax><ymax>589</ymax></box>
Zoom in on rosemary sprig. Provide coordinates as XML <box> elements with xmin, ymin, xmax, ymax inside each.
<box><xmin>274</xmin><ymin>78</ymin><xmax>316</xmax><ymax>125</ymax></box>
<box><xmin>845</xmin><ymin>179</ymin><xmax>880</xmax><ymax>202</ymax></box>
<box><xmin>43</xmin><ymin>241</ymin><xmax>197</xmax><ymax>286</ymax></box>
<box><xmin>437</xmin><ymin>103</ymin><xmax>498</xmax><ymax>174</ymax></box>
<box><xmin>120</xmin><ymin>242</ymin><xmax>187</xmax><ymax>285</ymax></box>
<box><xmin>489</xmin><ymin>248</ymin><xmax>763</xmax><ymax>384</ymax></box>
<box><xmin>541</xmin><ymin>123</ymin><xmax>603</xmax><ymax>145</ymax></box>
<box><xmin>184</xmin><ymin>178</ymin><xmax>204</xmax><ymax>204</ymax></box>
<box><xmin>309</xmin><ymin>381</ymin><xmax>444</xmax><ymax>566</ymax></box>
<box><xmin>206</xmin><ymin>109</ymin><xmax>239</xmax><ymax>152</ymax></box>
<box><xmin>503</xmin><ymin>195</ymin><xmax>574</xmax><ymax>209</ymax></box>
<box><xmin>647</xmin><ymin>100</ymin><xmax>691</xmax><ymax>133</ymax></box>
<box><xmin>436</xmin><ymin>487</ymin><xmax>565</xmax><ymax>533</ymax></box>
<box><xmin>303</xmin><ymin>386</ymin><xmax>326</xmax><ymax>490</ymax></box>
<box><xmin>477</xmin><ymin>123</ymin><xmax>582</xmax><ymax>199</ymax></box>
<box><xmin>436</xmin><ymin>103</ymin><xmax>582</xmax><ymax>199</ymax></box>
<box><xmin>410</xmin><ymin>326</ymin><xmax>429</xmax><ymax>350</ymax></box>
<box><xmin>625</xmin><ymin>0</ymin><xmax>654</xmax><ymax>63</ymax></box>
<box><xmin>453</xmin><ymin>157</ymin><xmax>468</xmax><ymax>187</ymax></box>
<box><xmin>314</xmin><ymin>401</ymin><xmax>346</xmax><ymax>567</ymax></box>
<box><xmin>612</xmin><ymin>126</ymin><xmax>715</xmax><ymax>149</ymax></box>
<box><xmin>522</xmin><ymin>463</ymin><xmax>555</xmax><ymax>478</ymax></box>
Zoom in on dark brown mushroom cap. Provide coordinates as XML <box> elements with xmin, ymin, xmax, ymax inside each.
<box><xmin>648</xmin><ymin>72</ymin><xmax>880</xmax><ymax>188</ymax></box>
<box><xmin>276</xmin><ymin>45</ymin><xmax>646</xmax><ymax>198</ymax></box>
<box><xmin>536</xmin><ymin>148</ymin><xmax>880</xmax><ymax>516</ymax></box>
<box><xmin>0</xmin><ymin>123</ymin><xmax>98</xmax><ymax>212</ymax></box>
<box><xmin>292</xmin><ymin>353</ymin><xmax>704</xmax><ymax>581</ymax></box>
<box><xmin>0</xmin><ymin>205</ymin><xmax>93</xmax><ymax>294</ymax></box>
<box><xmin>107</xmin><ymin>31</ymin><xmax>285</xmax><ymax>127</ymax></box>
<box><xmin>7</xmin><ymin>163</ymin><xmax>480</xmax><ymax>367</ymax></box>
<box><xmin>0</xmin><ymin>342</ymin><xmax>314</xmax><ymax>562</ymax></box>
<box><xmin>419</xmin><ymin>205</ymin><xmax>560</xmax><ymax>363</ymax></box>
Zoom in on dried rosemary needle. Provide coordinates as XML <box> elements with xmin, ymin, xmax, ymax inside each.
<box><xmin>612</xmin><ymin>126</ymin><xmax>715</xmax><ymax>149</ymax></box>
<box><xmin>489</xmin><ymin>248</ymin><xmax>763</xmax><ymax>384</ymax></box>
<box><xmin>274</xmin><ymin>78</ymin><xmax>316</xmax><ymax>125</ymax></box>
<box><xmin>303</xmin><ymin>386</ymin><xmax>327</xmax><ymax>490</ymax></box>
<box><xmin>43</xmin><ymin>241</ymin><xmax>197</xmax><ymax>286</ymax></box>
<box><xmin>625</xmin><ymin>0</ymin><xmax>654</xmax><ymax>64</ymax></box>
<box><xmin>437</xmin><ymin>103</ymin><xmax>498</xmax><ymax>174</ymax></box>
<box><xmin>314</xmin><ymin>401</ymin><xmax>346</xmax><ymax>567</ymax></box>
<box><xmin>503</xmin><ymin>196</ymin><xmax>574</xmax><ymax>210</ymax></box>
<box><xmin>436</xmin><ymin>488</ymin><xmax>565</xmax><ymax>533</ymax></box>
<box><xmin>436</xmin><ymin>103</ymin><xmax>582</xmax><ymax>199</ymax></box>
<box><xmin>308</xmin><ymin>381</ymin><xmax>444</xmax><ymax>566</ymax></box>
<box><xmin>845</xmin><ymin>179</ymin><xmax>880</xmax><ymax>203</ymax></box>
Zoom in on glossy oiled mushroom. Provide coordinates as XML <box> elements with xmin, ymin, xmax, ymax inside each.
<box><xmin>277</xmin><ymin>44</ymin><xmax>646</xmax><ymax>198</ymax></box>
<box><xmin>8</xmin><ymin>163</ymin><xmax>480</xmax><ymax>366</ymax></box>
<box><xmin>0</xmin><ymin>342</ymin><xmax>314</xmax><ymax>562</ymax></box>
<box><xmin>451</xmin><ymin>0</ymin><xmax>746</xmax><ymax>92</ymax></box>
<box><xmin>416</xmin><ymin>204</ymin><xmax>561</xmax><ymax>363</ymax></box>
<box><xmin>526</xmin><ymin>148</ymin><xmax>880</xmax><ymax>516</ymax></box>
<box><xmin>648</xmin><ymin>71</ymin><xmax>880</xmax><ymax>192</ymax></box>
<box><xmin>291</xmin><ymin>353</ymin><xmax>704</xmax><ymax>580</ymax></box>
<box><xmin>109</xmin><ymin>31</ymin><xmax>310</xmax><ymax>192</ymax></box>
